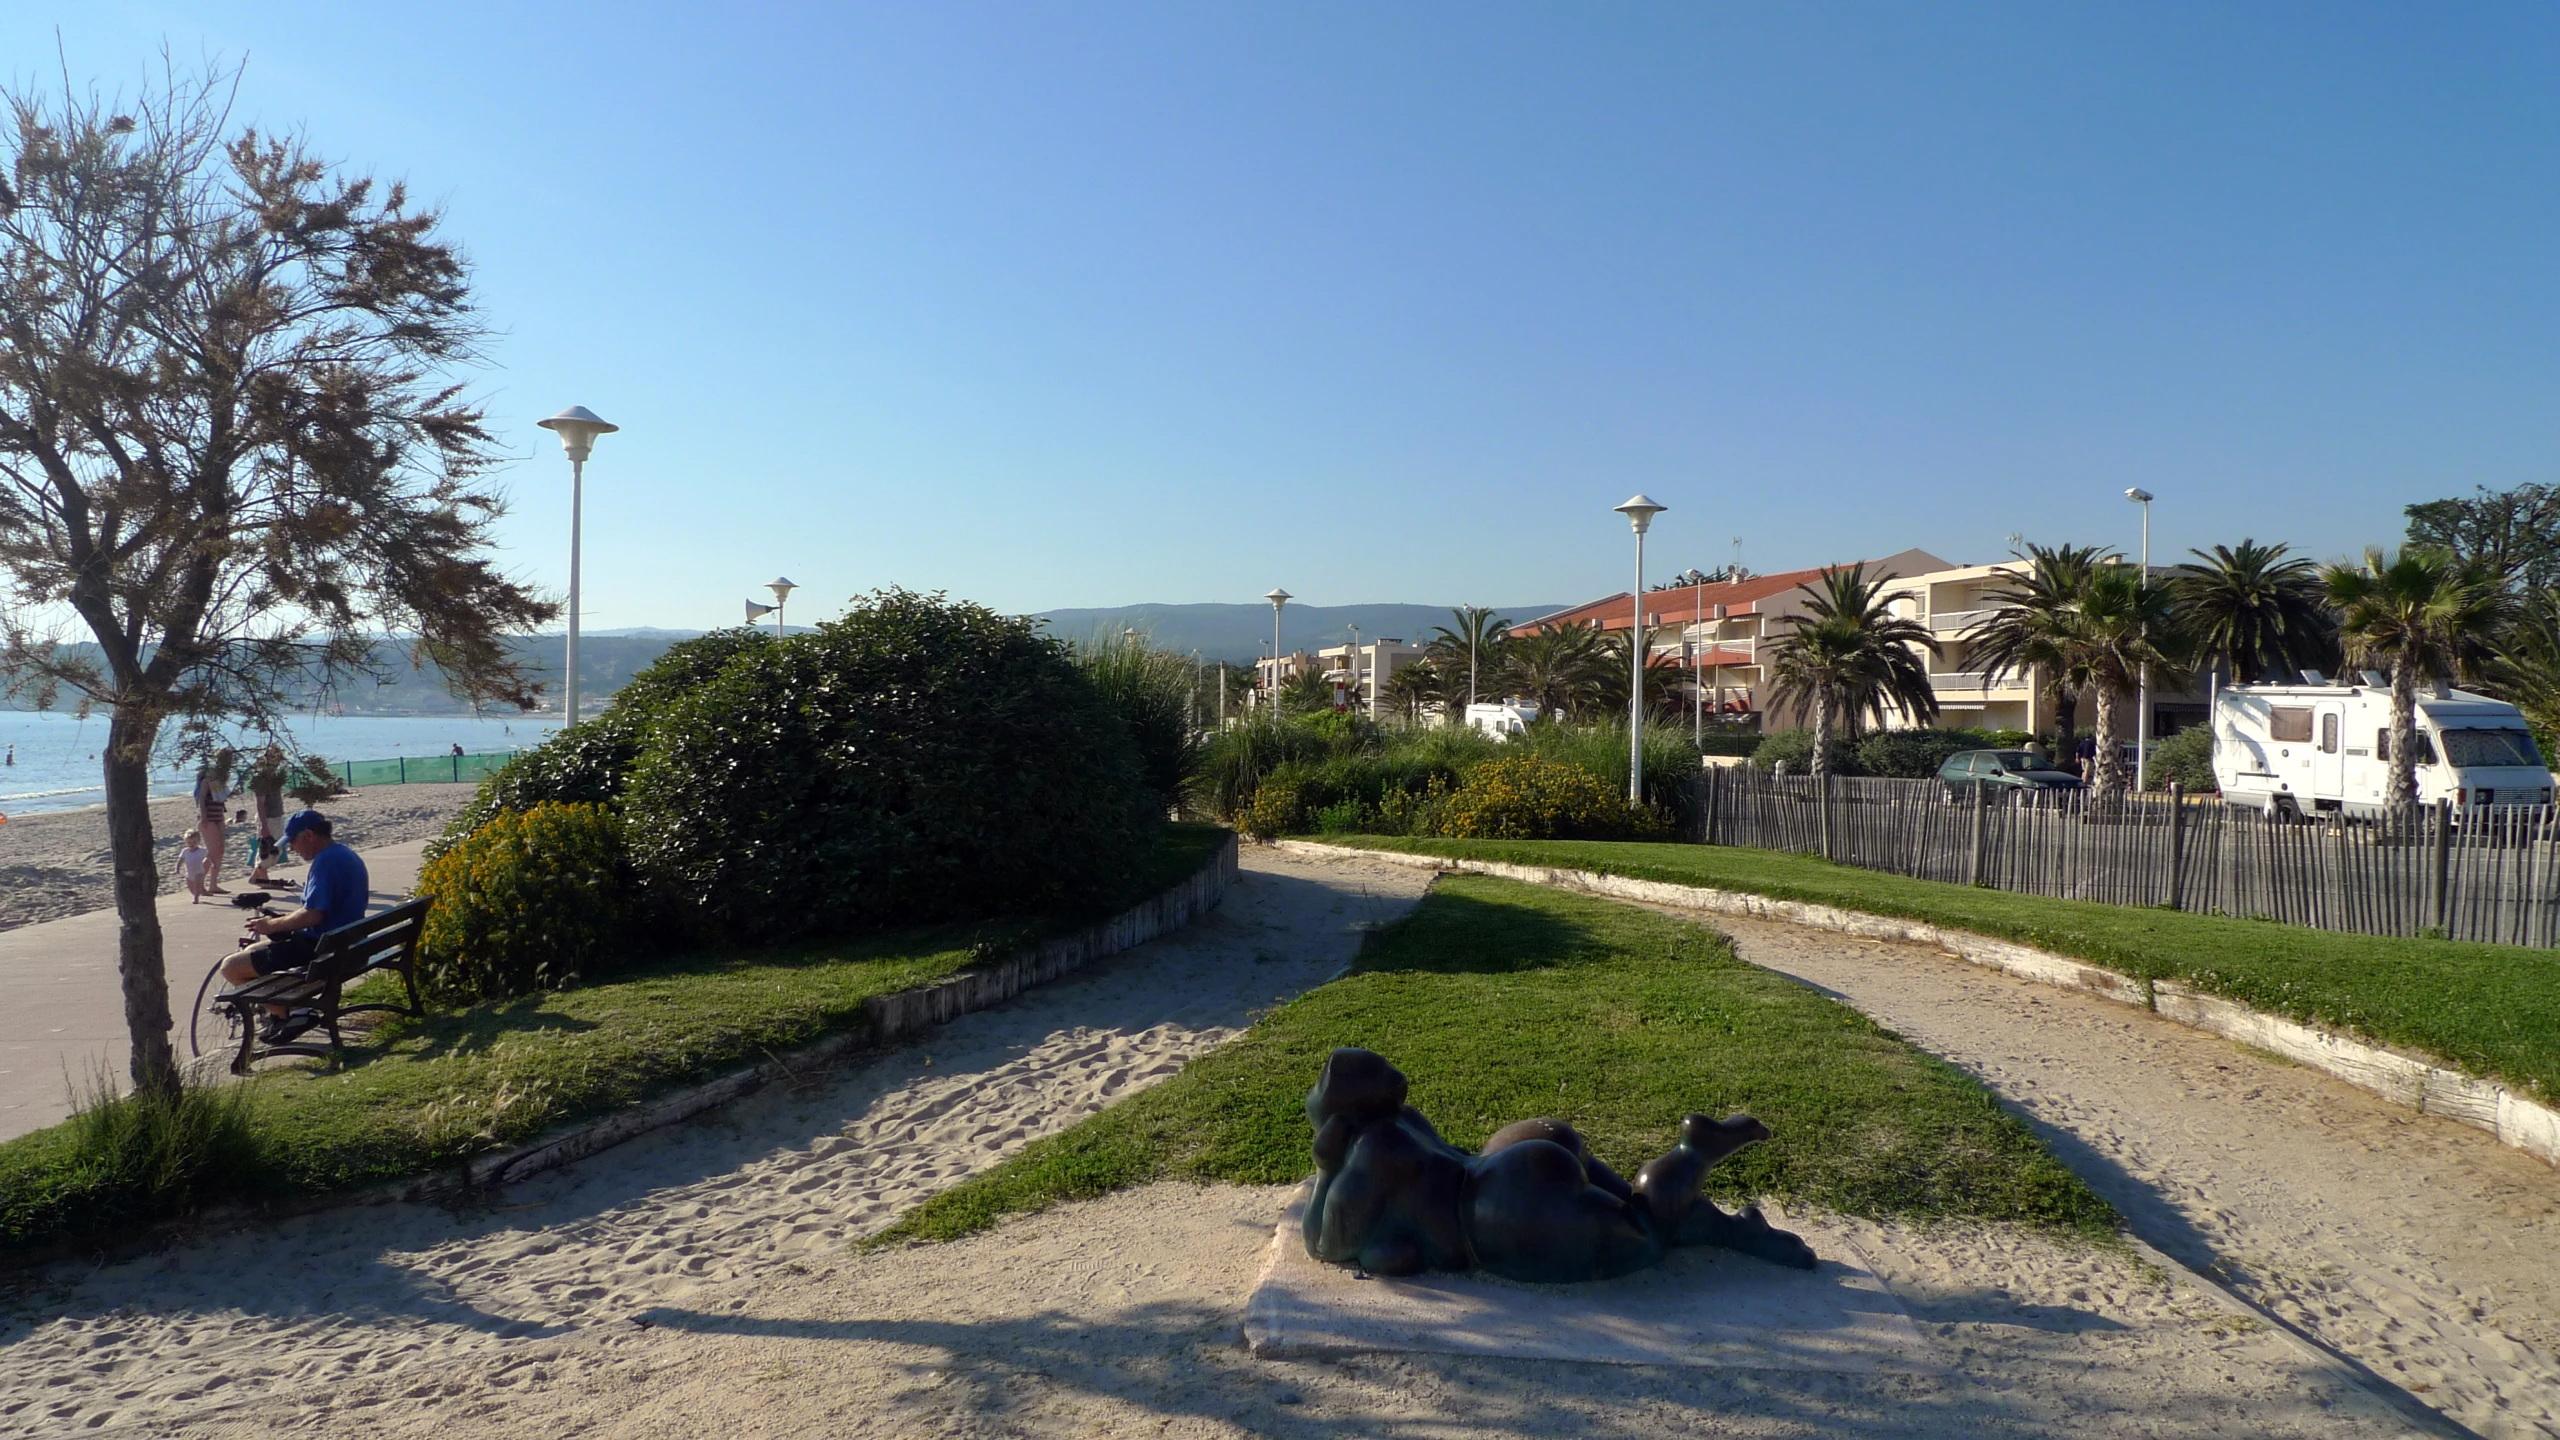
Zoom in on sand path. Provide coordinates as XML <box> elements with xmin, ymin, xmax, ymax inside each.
<box><xmin>0</xmin><ymin>846</ymin><xmax>1434</xmax><ymax>1438</ymax></box>
<box><xmin>1699</xmin><ymin>909</ymin><xmax>2560</xmax><ymax>1439</ymax></box>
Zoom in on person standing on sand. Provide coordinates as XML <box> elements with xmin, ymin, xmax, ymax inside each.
<box><xmin>191</xmin><ymin>761</ymin><xmax>232</xmax><ymax>894</ymax></box>
<box><xmin>247</xmin><ymin>747</ymin><xmax>288</xmax><ymax>884</ymax></box>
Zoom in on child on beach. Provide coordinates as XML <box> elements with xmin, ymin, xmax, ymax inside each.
<box><xmin>180</xmin><ymin>832</ymin><xmax>208</xmax><ymax>903</ymax></box>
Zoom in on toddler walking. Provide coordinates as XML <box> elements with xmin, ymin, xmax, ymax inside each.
<box><xmin>180</xmin><ymin>831</ymin><xmax>209</xmax><ymax>903</ymax></box>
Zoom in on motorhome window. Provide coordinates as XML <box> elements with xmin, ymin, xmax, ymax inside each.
<box><xmin>2319</xmin><ymin>713</ymin><xmax>2338</xmax><ymax>753</ymax></box>
<box><xmin>2380</xmin><ymin>730</ymin><xmax>2437</xmax><ymax>765</ymax></box>
<box><xmin>2437</xmin><ymin>728</ymin><xmax>2544</xmax><ymax>768</ymax></box>
<box><xmin>2269</xmin><ymin>707</ymin><xmax>2313</xmax><ymax>743</ymax></box>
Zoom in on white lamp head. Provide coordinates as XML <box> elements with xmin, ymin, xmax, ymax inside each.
<box><xmin>1614</xmin><ymin>493</ymin><xmax>1668</xmax><ymax>534</ymax></box>
<box><xmin>538</xmin><ymin>406</ymin><xmax>619</xmax><ymax>462</ymax></box>
<box><xmin>767</xmin><ymin>577</ymin><xmax>798</xmax><ymax>604</ymax></box>
<box><xmin>1265</xmin><ymin>588</ymin><xmax>1292</xmax><ymax>610</ymax></box>
<box><xmin>2125</xmin><ymin>487</ymin><xmax>2154</xmax><ymax>504</ymax></box>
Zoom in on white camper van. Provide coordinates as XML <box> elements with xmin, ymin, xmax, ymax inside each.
<box><xmin>1463</xmin><ymin>701</ymin><xmax>1540</xmax><ymax>739</ymax></box>
<box><xmin>2213</xmin><ymin>680</ymin><xmax>2553</xmax><ymax>818</ymax></box>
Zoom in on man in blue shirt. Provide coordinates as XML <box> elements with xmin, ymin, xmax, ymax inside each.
<box><xmin>221</xmin><ymin>810</ymin><xmax>372</xmax><ymax>1043</ymax></box>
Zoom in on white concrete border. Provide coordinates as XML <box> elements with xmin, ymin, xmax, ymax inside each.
<box><xmin>1274</xmin><ymin>839</ymin><xmax>2560</xmax><ymax>1170</ymax></box>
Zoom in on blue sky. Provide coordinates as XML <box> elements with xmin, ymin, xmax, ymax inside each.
<box><xmin>26</xmin><ymin>4</ymin><xmax>2560</xmax><ymax>630</ymax></box>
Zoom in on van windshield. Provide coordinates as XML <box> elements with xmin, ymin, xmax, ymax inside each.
<box><xmin>2435</xmin><ymin>728</ymin><xmax>2545</xmax><ymax>769</ymax></box>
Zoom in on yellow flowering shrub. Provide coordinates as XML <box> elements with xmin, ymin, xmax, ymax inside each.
<box><xmin>1424</xmin><ymin>755</ymin><xmax>1668</xmax><ymax>841</ymax></box>
<box><xmin>415</xmin><ymin>802</ymin><xmax>632</xmax><ymax>1004</ymax></box>
<box><xmin>1241</xmin><ymin>777</ymin><xmax>1307</xmax><ymax>841</ymax></box>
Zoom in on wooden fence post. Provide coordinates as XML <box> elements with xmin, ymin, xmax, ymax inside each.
<box><xmin>2167</xmin><ymin>782</ymin><xmax>2187</xmax><ymax>910</ymax></box>
<box><xmin>1699</xmin><ymin>768</ymin><xmax>1719</xmax><ymax>845</ymax></box>
<box><xmin>2432</xmin><ymin>798</ymin><xmax>2454</xmax><ymax>935</ymax></box>
<box><xmin>1967</xmin><ymin>782</ymin><xmax>1987</xmax><ymax>887</ymax></box>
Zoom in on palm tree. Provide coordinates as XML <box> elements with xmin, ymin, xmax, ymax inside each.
<box><xmin>1596</xmin><ymin>625</ymin><xmax>1692</xmax><ymax>724</ymax></box>
<box><xmin>1382</xmin><ymin>657</ymin><xmax>1445</xmax><ymax>725</ymax></box>
<box><xmin>1428</xmin><ymin>607</ymin><xmax>1510</xmax><ymax>711</ymax></box>
<box><xmin>1499</xmin><ymin>622</ymin><xmax>1612</xmax><ymax>721</ymax></box>
<box><xmin>2060</xmin><ymin>564</ymin><xmax>2189</xmax><ymax>798</ymax></box>
<box><xmin>1277</xmin><ymin>667</ymin><xmax>1336</xmax><ymax>715</ymax></box>
<box><xmin>2172</xmin><ymin>540</ymin><xmax>2335</xmax><ymax>683</ymax></box>
<box><xmin>1964</xmin><ymin>542</ymin><xmax>2106</xmax><ymax>757</ymax></box>
<box><xmin>2484</xmin><ymin>588</ymin><xmax>2560</xmax><ymax>749</ymax></box>
<box><xmin>2325</xmin><ymin>547</ymin><xmax>2510</xmax><ymax>810</ymax></box>
<box><xmin>1764</xmin><ymin>564</ymin><xmax>1941</xmax><ymax>776</ymax></box>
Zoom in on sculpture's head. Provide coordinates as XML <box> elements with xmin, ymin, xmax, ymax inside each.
<box><xmin>1305</xmin><ymin>1047</ymin><xmax>1409</xmax><ymax>1131</ymax></box>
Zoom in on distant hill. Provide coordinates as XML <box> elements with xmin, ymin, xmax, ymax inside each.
<box><xmin>4</xmin><ymin>604</ymin><xmax>1574</xmax><ymax>715</ymax></box>
<box><xmin>1035</xmin><ymin>603</ymin><xmax>1570</xmax><ymax>664</ymax></box>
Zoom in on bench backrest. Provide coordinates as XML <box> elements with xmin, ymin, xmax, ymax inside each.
<box><xmin>309</xmin><ymin>897</ymin><xmax>432</xmax><ymax>987</ymax></box>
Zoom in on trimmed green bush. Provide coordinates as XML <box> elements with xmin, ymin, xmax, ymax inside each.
<box><xmin>1426</xmin><ymin>754</ymin><xmax>1667</xmax><ymax>840</ymax></box>
<box><xmin>622</xmin><ymin>589</ymin><xmax>1160</xmax><ymax>945</ymax></box>
<box><xmin>1750</xmin><ymin>728</ymin><xmax>1870</xmax><ymax>776</ymax></box>
<box><xmin>428</xmin><ymin>629</ymin><xmax>777</xmax><ymax>862</ymax></box>
<box><xmin>1855</xmin><ymin>728</ymin><xmax>1989</xmax><ymax>779</ymax></box>
<box><xmin>416</xmin><ymin>802</ymin><xmax>632</xmax><ymax>1002</ymax></box>
<box><xmin>2144</xmin><ymin>725</ymin><xmax>2217</xmax><ymax>793</ymax></box>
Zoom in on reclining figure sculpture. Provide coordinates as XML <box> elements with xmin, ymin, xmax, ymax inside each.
<box><xmin>1302</xmin><ymin>1047</ymin><xmax>1817</xmax><ymax>1283</ymax></box>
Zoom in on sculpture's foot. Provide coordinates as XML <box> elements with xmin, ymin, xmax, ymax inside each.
<box><xmin>1677</xmin><ymin>1201</ymin><xmax>1818</xmax><ymax>1270</ymax></box>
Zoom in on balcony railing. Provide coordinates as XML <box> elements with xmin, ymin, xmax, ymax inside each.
<box><xmin>1930</xmin><ymin>670</ymin><xmax>1995</xmax><ymax>690</ymax></box>
<box><xmin>1928</xmin><ymin>606</ymin><xmax>2007</xmax><ymax>632</ymax></box>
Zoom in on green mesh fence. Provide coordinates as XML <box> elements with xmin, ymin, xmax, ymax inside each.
<box><xmin>326</xmin><ymin>751</ymin><xmax>518</xmax><ymax>787</ymax></box>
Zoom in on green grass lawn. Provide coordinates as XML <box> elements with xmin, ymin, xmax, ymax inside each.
<box><xmin>871</xmin><ymin>873</ymin><xmax>2115</xmax><ymax>1249</ymax></box>
<box><xmin>1317</xmin><ymin>834</ymin><xmax>2560</xmax><ymax>1105</ymax></box>
<box><xmin>0</xmin><ymin>823</ymin><xmax>1232</xmax><ymax>1256</ymax></box>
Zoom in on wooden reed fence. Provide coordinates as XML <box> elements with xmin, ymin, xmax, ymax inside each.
<box><xmin>1693</xmin><ymin>767</ymin><xmax>2560</xmax><ymax>947</ymax></box>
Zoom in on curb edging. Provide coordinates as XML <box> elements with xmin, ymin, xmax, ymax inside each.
<box><xmin>1274</xmin><ymin>840</ymin><xmax>2560</xmax><ymax>1171</ymax></box>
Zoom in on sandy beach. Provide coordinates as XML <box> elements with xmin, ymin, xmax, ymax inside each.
<box><xmin>3</xmin><ymin>850</ymin><xmax>2555</xmax><ymax>1437</ymax></box>
<box><xmin>0</xmin><ymin>784</ymin><xmax>477</xmax><ymax>934</ymax></box>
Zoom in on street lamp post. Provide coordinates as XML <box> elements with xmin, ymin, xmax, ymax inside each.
<box><xmin>1615</xmin><ymin>495</ymin><xmax>1668</xmax><ymax>802</ymax></box>
<box><xmin>536</xmin><ymin>406</ymin><xmax>619</xmax><ymax>728</ymax></box>
<box><xmin>1265</xmin><ymin>588</ymin><xmax>1291</xmax><ymax>707</ymax></box>
<box><xmin>767</xmin><ymin>577</ymin><xmax>798</xmax><ymax>639</ymax></box>
<box><xmin>2125</xmin><ymin>488</ymin><xmax>2154</xmax><ymax>792</ymax></box>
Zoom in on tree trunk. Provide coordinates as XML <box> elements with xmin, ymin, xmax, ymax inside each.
<box><xmin>2051</xmin><ymin>684</ymin><xmax>2079</xmax><ymax>762</ymax></box>
<box><xmin>1810</xmin><ymin>694</ymin><xmax>1835</xmax><ymax>777</ymax></box>
<box><xmin>2387</xmin><ymin>656</ymin><xmax>2421</xmax><ymax>814</ymax></box>
<box><xmin>2091</xmin><ymin>682</ymin><xmax>2130</xmax><ymax>799</ymax></box>
<box><xmin>103</xmin><ymin>705</ymin><xmax>178</xmax><ymax>1101</ymax></box>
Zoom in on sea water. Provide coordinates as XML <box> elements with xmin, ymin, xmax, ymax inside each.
<box><xmin>0</xmin><ymin>711</ymin><xmax>564</xmax><ymax>817</ymax></box>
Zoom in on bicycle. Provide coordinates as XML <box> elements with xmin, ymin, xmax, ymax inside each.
<box><xmin>187</xmin><ymin>891</ymin><xmax>287</xmax><ymax>1061</ymax></box>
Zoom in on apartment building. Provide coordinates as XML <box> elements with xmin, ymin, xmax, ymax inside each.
<box><xmin>1514</xmin><ymin>548</ymin><xmax>1951</xmax><ymax>722</ymax></box>
<box><xmin>1875</xmin><ymin>560</ymin><xmax>2209</xmax><ymax>736</ymax></box>
<box><xmin>1252</xmin><ymin>638</ymin><xmax>1426</xmax><ymax>713</ymax></box>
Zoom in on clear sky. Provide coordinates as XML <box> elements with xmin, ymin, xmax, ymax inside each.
<box><xmin>26</xmin><ymin>4</ymin><xmax>2560</xmax><ymax>630</ymax></box>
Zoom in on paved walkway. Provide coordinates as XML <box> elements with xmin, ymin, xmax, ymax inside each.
<box><xmin>0</xmin><ymin>839</ymin><xmax>426</xmax><ymax>1140</ymax></box>
<box><xmin>1695</xmin><ymin>908</ymin><xmax>2560</xmax><ymax>1439</ymax></box>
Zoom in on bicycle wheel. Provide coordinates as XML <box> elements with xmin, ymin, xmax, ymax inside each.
<box><xmin>189</xmin><ymin>957</ymin><xmax>241</xmax><ymax>1060</ymax></box>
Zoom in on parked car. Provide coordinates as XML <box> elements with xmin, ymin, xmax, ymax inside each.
<box><xmin>1937</xmin><ymin>749</ymin><xmax>2084</xmax><ymax>801</ymax></box>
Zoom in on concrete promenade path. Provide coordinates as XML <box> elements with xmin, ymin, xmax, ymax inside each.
<box><xmin>0</xmin><ymin>839</ymin><xmax>426</xmax><ymax>1141</ymax></box>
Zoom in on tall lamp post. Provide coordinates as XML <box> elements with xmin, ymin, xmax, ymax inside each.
<box><xmin>1265</xmin><ymin>588</ymin><xmax>1291</xmax><ymax>707</ymax></box>
<box><xmin>767</xmin><ymin>577</ymin><xmax>798</xmax><ymax>639</ymax></box>
<box><xmin>537</xmin><ymin>406</ymin><xmax>619</xmax><ymax>728</ymax></box>
<box><xmin>1615</xmin><ymin>495</ymin><xmax>1668</xmax><ymax>802</ymax></box>
<box><xmin>2125</xmin><ymin>488</ymin><xmax>2153</xmax><ymax>792</ymax></box>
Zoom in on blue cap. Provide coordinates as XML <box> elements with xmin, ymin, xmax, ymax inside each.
<box><xmin>281</xmin><ymin>810</ymin><xmax>331</xmax><ymax>841</ymax></box>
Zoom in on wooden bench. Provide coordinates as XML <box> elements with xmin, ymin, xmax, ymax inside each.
<box><xmin>214</xmin><ymin>897</ymin><xmax>432</xmax><ymax>1074</ymax></box>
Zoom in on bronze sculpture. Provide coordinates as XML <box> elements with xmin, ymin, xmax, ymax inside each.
<box><xmin>1302</xmin><ymin>1047</ymin><xmax>1816</xmax><ymax>1283</ymax></box>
